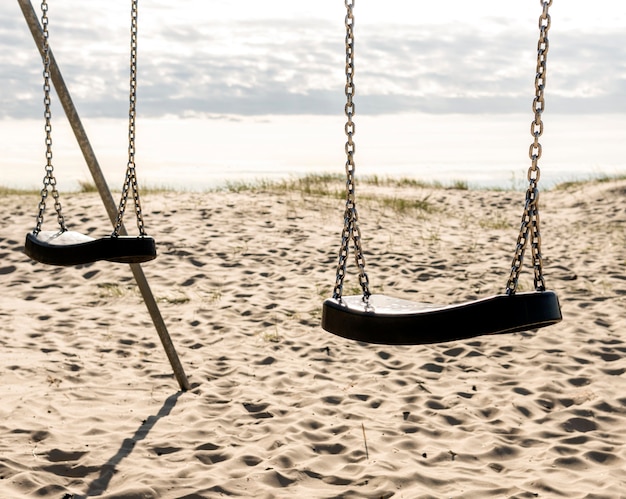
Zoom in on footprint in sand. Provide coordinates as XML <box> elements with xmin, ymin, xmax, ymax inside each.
<box><xmin>0</xmin><ymin>265</ymin><xmax>17</xmax><ymax>275</ymax></box>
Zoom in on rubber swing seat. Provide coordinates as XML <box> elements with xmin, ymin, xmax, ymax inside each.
<box><xmin>322</xmin><ymin>291</ymin><xmax>561</xmax><ymax>345</ymax></box>
<box><xmin>25</xmin><ymin>230</ymin><xmax>156</xmax><ymax>266</ymax></box>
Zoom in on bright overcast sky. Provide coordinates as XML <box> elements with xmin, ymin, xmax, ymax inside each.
<box><xmin>1</xmin><ymin>1</ymin><xmax>625</xmax><ymax>119</ymax></box>
<box><xmin>1</xmin><ymin>1</ymin><xmax>625</xmax><ymax>191</ymax></box>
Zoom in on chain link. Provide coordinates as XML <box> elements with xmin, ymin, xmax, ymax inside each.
<box><xmin>113</xmin><ymin>0</ymin><xmax>147</xmax><ymax>237</ymax></box>
<box><xmin>506</xmin><ymin>0</ymin><xmax>552</xmax><ymax>295</ymax></box>
<box><xmin>332</xmin><ymin>0</ymin><xmax>371</xmax><ymax>301</ymax></box>
<box><xmin>34</xmin><ymin>0</ymin><xmax>66</xmax><ymax>235</ymax></box>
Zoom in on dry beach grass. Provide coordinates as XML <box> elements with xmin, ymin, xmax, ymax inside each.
<box><xmin>1</xmin><ymin>176</ymin><xmax>625</xmax><ymax>498</ymax></box>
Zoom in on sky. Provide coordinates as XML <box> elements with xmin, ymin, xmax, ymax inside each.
<box><xmin>1</xmin><ymin>1</ymin><xmax>625</xmax><ymax>189</ymax></box>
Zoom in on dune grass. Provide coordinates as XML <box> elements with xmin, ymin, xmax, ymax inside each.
<box><xmin>4</xmin><ymin>172</ymin><xmax>624</xmax><ymax>198</ymax></box>
<box><xmin>223</xmin><ymin>174</ymin><xmax>469</xmax><ymax>193</ymax></box>
<box><xmin>221</xmin><ymin>174</ymin><xmax>472</xmax><ymax>214</ymax></box>
<box><xmin>552</xmin><ymin>173</ymin><xmax>626</xmax><ymax>190</ymax></box>
<box><xmin>0</xmin><ymin>186</ymin><xmax>40</xmax><ymax>196</ymax></box>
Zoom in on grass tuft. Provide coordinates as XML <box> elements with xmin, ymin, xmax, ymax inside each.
<box><xmin>77</xmin><ymin>180</ymin><xmax>98</xmax><ymax>193</ymax></box>
<box><xmin>97</xmin><ymin>282</ymin><xmax>134</xmax><ymax>298</ymax></box>
<box><xmin>363</xmin><ymin>194</ymin><xmax>434</xmax><ymax>214</ymax></box>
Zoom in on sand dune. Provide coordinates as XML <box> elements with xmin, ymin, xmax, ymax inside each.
<box><xmin>1</xmin><ymin>179</ymin><xmax>625</xmax><ymax>498</ymax></box>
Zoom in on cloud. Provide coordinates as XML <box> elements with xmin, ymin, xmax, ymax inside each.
<box><xmin>2</xmin><ymin>4</ymin><xmax>625</xmax><ymax>119</ymax></box>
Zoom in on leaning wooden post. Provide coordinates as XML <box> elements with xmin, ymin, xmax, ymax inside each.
<box><xmin>17</xmin><ymin>0</ymin><xmax>190</xmax><ymax>392</ymax></box>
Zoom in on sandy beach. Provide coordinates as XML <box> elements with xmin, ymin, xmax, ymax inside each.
<box><xmin>1</xmin><ymin>177</ymin><xmax>625</xmax><ymax>498</ymax></box>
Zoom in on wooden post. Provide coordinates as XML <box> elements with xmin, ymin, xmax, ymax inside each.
<box><xmin>17</xmin><ymin>0</ymin><xmax>191</xmax><ymax>392</ymax></box>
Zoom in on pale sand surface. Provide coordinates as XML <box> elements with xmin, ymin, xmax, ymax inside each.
<box><xmin>1</xmin><ymin>179</ymin><xmax>625</xmax><ymax>498</ymax></box>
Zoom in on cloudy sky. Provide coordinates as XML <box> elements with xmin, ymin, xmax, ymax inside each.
<box><xmin>1</xmin><ymin>1</ymin><xmax>625</xmax><ymax>189</ymax></box>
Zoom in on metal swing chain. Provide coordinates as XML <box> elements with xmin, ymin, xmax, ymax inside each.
<box><xmin>332</xmin><ymin>0</ymin><xmax>371</xmax><ymax>301</ymax></box>
<box><xmin>34</xmin><ymin>0</ymin><xmax>67</xmax><ymax>235</ymax></box>
<box><xmin>506</xmin><ymin>0</ymin><xmax>552</xmax><ymax>295</ymax></box>
<box><xmin>112</xmin><ymin>0</ymin><xmax>147</xmax><ymax>237</ymax></box>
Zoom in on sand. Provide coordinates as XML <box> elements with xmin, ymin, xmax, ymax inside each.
<box><xmin>1</xmin><ymin>178</ymin><xmax>625</xmax><ymax>498</ymax></box>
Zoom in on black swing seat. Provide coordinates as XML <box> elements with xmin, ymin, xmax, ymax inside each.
<box><xmin>25</xmin><ymin>230</ymin><xmax>156</xmax><ymax>266</ymax></box>
<box><xmin>322</xmin><ymin>291</ymin><xmax>562</xmax><ymax>345</ymax></box>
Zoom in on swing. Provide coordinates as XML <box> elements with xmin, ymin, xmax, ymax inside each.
<box><xmin>24</xmin><ymin>0</ymin><xmax>156</xmax><ymax>267</ymax></box>
<box><xmin>322</xmin><ymin>0</ymin><xmax>562</xmax><ymax>345</ymax></box>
